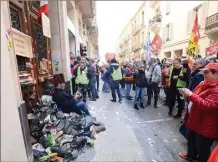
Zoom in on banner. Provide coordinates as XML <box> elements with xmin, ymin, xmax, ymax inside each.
<box><xmin>187</xmin><ymin>13</ymin><xmax>200</xmax><ymax>58</ymax></box>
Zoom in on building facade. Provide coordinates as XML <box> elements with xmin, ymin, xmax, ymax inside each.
<box><xmin>118</xmin><ymin>1</ymin><xmax>218</xmax><ymax>61</ymax></box>
<box><xmin>118</xmin><ymin>2</ymin><xmax>146</xmax><ymax>63</ymax></box>
<box><xmin>1</xmin><ymin>0</ymin><xmax>98</xmax><ymax>161</ymax></box>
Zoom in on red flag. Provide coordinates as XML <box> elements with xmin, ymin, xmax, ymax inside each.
<box><xmin>37</xmin><ymin>0</ymin><xmax>48</xmax><ymax>21</ymax></box>
<box><xmin>151</xmin><ymin>34</ymin><xmax>162</xmax><ymax>52</ymax></box>
<box><xmin>192</xmin><ymin>13</ymin><xmax>200</xmax><ymax>43</ymax></box>
<box><xmin>188</xmin><ymin>56</ymin><xmax>194</xmax><ymax>72</ymax></box>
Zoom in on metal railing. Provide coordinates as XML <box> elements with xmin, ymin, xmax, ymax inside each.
<box><xmin>205</xmin><ymin>12</ymin><xmax>218</xmax><ymax>31</ymax></box>
<box><xmin>149</xmin><ymin>15</ymin><xmax>162</xmax><ymax>27</ymax></box>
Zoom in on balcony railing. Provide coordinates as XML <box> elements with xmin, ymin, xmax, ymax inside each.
<box><xmin>205</xmin><ymin>12</ymin><xmax>218</xmax><ymax>31</ymax></box>
<box><xmin>149</xmin><ymin>15</ymin><xmax>162</xmax><ymax>27</ymax></box>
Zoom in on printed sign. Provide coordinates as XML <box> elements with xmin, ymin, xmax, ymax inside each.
<box><xmin>42</xmin><ymin>13</ymin><xmax>51</xmax><ymax>38</ymax></box>
<box><xmin>12</xmin><ymin>28</ymin><xmax>33</xmax><ymax>58</ymax></box>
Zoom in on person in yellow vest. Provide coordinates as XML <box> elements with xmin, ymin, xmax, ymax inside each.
<box><xmin>73</xmin><ymin>62</ymin><xmax>89</xmax><ymax>103</ymax></box>
<box><xmin>105</xmin><ymin>59</ymin><xmax>123</xmax><ymax>103</ymax></box>
<box><xmin>167</xmin><ymin>58</ymin><xmax>186</xmax><ymax>118</ymax></box>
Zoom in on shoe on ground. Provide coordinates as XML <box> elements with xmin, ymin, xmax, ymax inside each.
<box><xmin>179</xmin><ymin>152</ymin><xmax>197</xmax><ymax>162</ymax></box>
<box><xmin>127</xmin><ymin>97</ymin><xmax>132</xmax><ymax>100</ymax></box>
<box><xmin>96</xmin><ymin>96</ymin><xmax>99</xmax><ymax>99</ymax></box>
<box><xmin>134</xmin><ymin>104</ymin><xmax>139</xmax><ymax>110</ymax></box>
<box><xmin>174</xmin><ymin>114</ymin><xmax>182</xmax><ymax>119</ymax></box>
<box><xmin>90</xmin><ymin>98</ymin><xmax>96</xmax><ymax>101</ymax></box>
<box><xmin>140</xmin><ymin>103</ymin><xmax>145</xmax><ymax>109</ymax></box>
<box><xmin>110</xmin><ymin>99</ymin><xmax>116</xmax><ymax>102</ymax></box>
<box><xmin>145</xmin><ymin>103</ymin><xmax>151</xmax><ymax>107</ymax></box>
<box><xmin>118</xmin><ymin>99</ymin><xmax>122</xmax><ymax>103</ymax></box>
<box><xmin>168</xmin><ymin>112</ymin><xmax>173</xmax><ymax>117</ymax></box>
<box><xmin>154</xmin><ymin>104</ymin><xmax>158</xmax><ymax>109</ymax></box>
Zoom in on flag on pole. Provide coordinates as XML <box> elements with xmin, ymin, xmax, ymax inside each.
<box><xmin>187</xmin><ymin>13</ymin><xmax>200</xmax><ymax>58</ymax></box>
<box><xmin>144</xmin><ymin>41</ymin><xmax>153</xmax><ymax>64</ymax></box>
<box><xmin>38</xmin><ymin>0</ymin><xmax>49</xmax><ymax>21</ymax></box>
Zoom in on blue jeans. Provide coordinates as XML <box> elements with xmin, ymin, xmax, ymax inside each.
<box><xmin>89</xmin><ymin>80</ymin><xmax>98</xmax><ymax>99</ymax></box>
<box><xmin>111</xmin><ymin>81</ymin><xmax>122</xmax><ymax>101</ymax></box>
<box><xmin>125</xmin><ymin>83</ymin><xmax>131</xmax><ymax>98</ymax></box>
<box><xmin>75</xmin><ymin>102</ymin><xmax>90</xmax><ymax>115</ymax></box>
<box><xmin>134</xmin><ymin>87</ymin><xmax>145</xmax><ymax>104</ymax></box>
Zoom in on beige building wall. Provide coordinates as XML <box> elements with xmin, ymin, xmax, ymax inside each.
<box><xmin>156</xmin><ymin>1</ymin><xmax>218</xmax><ymax>59</ymax></box>
<box><xmin>118</xmin><ymin>2</ymin><xmax>146</xmax><ymax>62</ymax></box>
<box><xmin>1</xmin><ymin>2</ymin><xmax>28</xmax><ymax>161</ymax></box>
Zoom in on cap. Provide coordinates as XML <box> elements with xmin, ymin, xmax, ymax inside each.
<box><xmin>201</xmin><ymin>63</ymin><xmax>218</xmax><ymax>71</ymax></box>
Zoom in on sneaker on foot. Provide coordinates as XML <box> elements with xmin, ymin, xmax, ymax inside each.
<box><xmin>154</xmin><ymin>105</ymin><xmax>158</xmax><ymax>109</ymax></box>
<box><xmin>90</xmin><ymin>98</ymin><xmax>96</xmax><ymax>101</ymax></box>
<box><xmin>110</xmin><ymin>99</ymin><xmax>116</xmax><ymax>102</ymax></box>
<box><xmin>179</xmin><ymin>152</ymin><xmax>197</xmax><ymax>162</ymax></box>
<box><xmin>127</xmin><ymin>97</ymin><xmax>132</xmax><ymax>100</ymax></box>
<box><xmin>168</xmin><ymin>112</ymin><xmax>173</xmax><ymax>117</ymax></box>
<box><xmin>140</xmin><ymin>103</ymin><xmax>145</xmax><ymax>109</ymax></box>
<box><xmin>145</xmin><ymin>103</ymin><xmax>151</xmax><ymax>107</ymax></box>
<box><xmin>118</xmin><ymin>100</ymin><xmax>122</xmax><ymax>103</ymax></box>
<box><xmin>174</xmin><ymin>114</ymin><xmax>182</xmax><ymax>119</ymax></box>
<box><xmin>134</xmin><ymin>104</ymin><xmax>139</xmax><ymax>110</ymax></box>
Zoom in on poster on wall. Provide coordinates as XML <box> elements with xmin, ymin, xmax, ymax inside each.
<box><xmin>52</xmin><ymin>56</ymin><xmax>62</xmax><ymax>74</ymax></box>
<box><xmin>12</xmin><ymin>28</ymin><xmax>33</xmax><ymax>58</ymax></box>
<box><xmin>42</xmin><ymin>13</ymin><xmax>51</xmax><ymax>38</ymax></box>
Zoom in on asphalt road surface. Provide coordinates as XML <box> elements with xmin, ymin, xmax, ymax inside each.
<box><xmin>76</xmin><ymin>86</ymin><xmax>187</xmax><ymax>162</ymax></box>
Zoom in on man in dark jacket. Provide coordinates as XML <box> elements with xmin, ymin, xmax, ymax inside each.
<box><xmin>106</xmin><ymin>59</ymin><xmax>122</xmax><ymax>103</ymax></box>
<box><xmin>133</xmin><ymin>64</ymin><xmax>148</xmax><ymax>110</ymax></box>
<box><xmin>51</xmin><ymin>85</ymin><xmax>91</xmax><ymax>115</ymax></box>
<box><xmin>88</xmin><ymin>59</ymin><xmax>99</xmax><ymax>101</ymax></box>
<box><xmin>124</xmin><ymin>63</ymin><xmax>134</xmax><ymax>100</ymax></box>
<box><xmin>188</xmin><ymin>58</ymin><xmax>206</xmax><ymax>91</ymax></box>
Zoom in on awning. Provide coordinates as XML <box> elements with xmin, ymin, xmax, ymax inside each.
<box><xmin>205</xmin><ymin>44</ymin><xmax>218</xmax><ymax>55</ymax></box>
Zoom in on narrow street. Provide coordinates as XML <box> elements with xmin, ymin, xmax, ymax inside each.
<box><xmin>76</xmin><ymin>83</ymin><xmax>187</xmax><ymax>162</ymax></box>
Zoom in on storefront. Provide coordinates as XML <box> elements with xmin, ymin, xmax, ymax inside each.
<box><xmin>9</xmin><ymin>1</ymin><xmax>53</xmax><ymax>113</ymax></box>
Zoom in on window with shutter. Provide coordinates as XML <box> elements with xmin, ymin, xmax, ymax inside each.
<box><xmin>166</xmin><ymin>2</ymin><xmax>171</xmax><ymax>15</ymax></box>
<box><xmin>169</xmin><ymin>23</ymin><xmax>173</xmax><ymax>41</ymax></box>
<box><xmin>187</xmin><ymin>11</ymin><xmax>191</xmax><ymax>33</ymax></box>
<box><xmin>201</xmin><ymin>2</ymin><xmax>208</xmax><ymax>28</ymax></box>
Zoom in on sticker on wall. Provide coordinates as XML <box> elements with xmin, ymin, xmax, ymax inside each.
<box><xmin>8</xmin><ymin>41</ymin><xmax>13</xmax><ymax>50</ymax></box>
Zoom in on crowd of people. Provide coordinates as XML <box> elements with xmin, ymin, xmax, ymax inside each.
<box><xmin>69</xmin><ymin>51</ymin><xmax>218</xmax><ymax>162</ymax></box>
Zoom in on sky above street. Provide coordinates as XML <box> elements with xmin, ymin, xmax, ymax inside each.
<box><xmin>96</xmin><ymin>1</ymin><xmax>143</xmax><ymax>61</ymax></box>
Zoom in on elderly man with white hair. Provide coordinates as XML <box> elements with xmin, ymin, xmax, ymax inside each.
<box><xmin>146</xmin><ymin>56</ymin><xmax>162</xmax><ymax>108</ymax></box>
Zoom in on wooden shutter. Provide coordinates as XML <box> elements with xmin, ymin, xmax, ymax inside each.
<box><xmin>169</xmin><ymin>23</ymin><xmax>173</xmax><ymax>41</ymax></box>
<box><xmin>201</xmin><ymin>2</ymin><xmax>208</xmax><ymax>28</ymax></box>
<box><xmin>162</xmin><ymin>26</ymin><xmax>166</xmax><ymax>43</ymax></box>
<box><xmin>166</xmin><ymin>2</ymin><xmax>171</xmax><ymax>15</ymax></box>
<box><xmin>187</xmin><ymin>11</ymin><xmax>192</xmax><ymax>33</ymax></box>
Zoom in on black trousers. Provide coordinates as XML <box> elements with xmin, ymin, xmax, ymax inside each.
<box><xmin>147</xmin><ymin>82</ymin><xmax>159</xmax><ymax>105</ymax></box>
<box><xmin>96</xmin><ymin>75</ymin><xmax>100</xmax><ymax>91</ymax></box>
<box><xmin>164</xmin><ymin>87</ymin><xmax>170</xmax><ymax>104</ymax></box>
<box><xmin>120</xmin><ymin>78</ymin><xmax>125</xmax><ymax>89</ymax></box>
<box><xmin>72</xmin><ymin>78</ymin><xmax>76</xmax><ymax>94</ymax></box>
<box><xmin>168</xmin><ymin>87</ymin><xmax>185</xmax><ymax>115</ymax></box>
<box><xmin>75</xmin><ymin>84</ymin><xmax>88</xmax><ymax>103</ymax></box>
<box><xmin>187</xmin><ymin>130</ymin><xmax>214</xmax><ymax>162</ymax></box>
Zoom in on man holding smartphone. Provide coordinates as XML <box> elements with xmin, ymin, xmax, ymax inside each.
<box><xmin>168</xmin><ymin>58</ymin><xmax>186</xmax><ymax>118</ymax></box>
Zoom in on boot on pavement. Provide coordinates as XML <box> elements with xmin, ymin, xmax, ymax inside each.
<box><xmin>140</xmin><ymin>103</ymin><xmax>145</xmax><ymax>109</ymax></box>
<box><xmin>134</xmin><ymin>104</ymin><xmax>139</xmax><ymax>110</ymax></box>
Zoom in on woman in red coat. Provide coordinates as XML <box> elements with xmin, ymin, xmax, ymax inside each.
<box><xmin>179</xmin><ymin>63</ymin><xmax>218</xmax><ymax>162</ymax></box>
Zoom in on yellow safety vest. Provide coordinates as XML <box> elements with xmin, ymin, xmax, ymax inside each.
<box><xmin>168</xmin><ymin>66</ymin><xmax>186</xmax><ymax>88</ymax></box>
<box><xmin>75</xmin><ymin>67</ymin><xmax>89</xmax><ymax>85</ymax></box>
<box><xmin>111</xmin><ymin>67</ymin><xmax>122</xmax><ymax>81</ymax></box>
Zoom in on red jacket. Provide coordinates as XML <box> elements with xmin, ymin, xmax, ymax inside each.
<box><xmin>186</xmin><ymin>79</ymin><xmax>218</xmax><ymax>139</ymax></box>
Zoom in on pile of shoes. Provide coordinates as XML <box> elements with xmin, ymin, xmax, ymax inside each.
<box><xmin>29</xmin><ymin>95</ymin><xmax>106</xmax><ymax>161</ymax></box>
